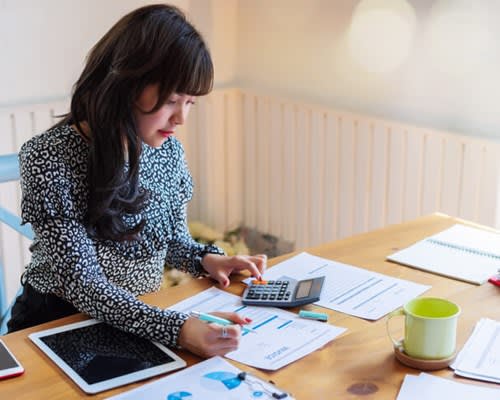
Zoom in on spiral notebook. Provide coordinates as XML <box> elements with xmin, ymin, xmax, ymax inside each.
<box><xmin>387</xmin><ymin>224</ymin><xmax>500</xmax><ymax>285</ymax></box>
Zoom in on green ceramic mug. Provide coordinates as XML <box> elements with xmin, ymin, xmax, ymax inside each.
<box><xmin>386</xmin><ymin>297</ymin><xmax>461</xmax><ymax>360</ymax></box>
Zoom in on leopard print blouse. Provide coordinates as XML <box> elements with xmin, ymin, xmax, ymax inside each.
<box><xmin>19</xmin><ymin>125</ymin><xmax>223</xmax><ymax>348</ymax></box>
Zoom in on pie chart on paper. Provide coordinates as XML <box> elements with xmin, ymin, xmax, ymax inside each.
<box><xmin>201</xmin><ymin>371</ymin><xmax>242</xmax><ymax>391</ymax></box>
<box><xmin>166</xmin><ymin>391</ymin><xmax>193</xmax><ymax>400</ymax></box>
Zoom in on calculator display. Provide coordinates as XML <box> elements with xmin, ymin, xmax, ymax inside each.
<box><xmin>296</xmin><ymin>280</ymin><xmax>312</xmax><ymax>298</ymax></box>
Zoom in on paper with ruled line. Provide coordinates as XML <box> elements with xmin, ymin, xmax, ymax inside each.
<box><xmin>244</xmin><ymin>252</ymin><xmax>430</xmax><ymax>320</ymax></box>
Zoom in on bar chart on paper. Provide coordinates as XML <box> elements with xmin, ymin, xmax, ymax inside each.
<box><xmin>170</xmin><ymin>287</ymin><xmax>346</xmax><ymax>370</ymax></box>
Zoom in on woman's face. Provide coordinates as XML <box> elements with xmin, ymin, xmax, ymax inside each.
<box><xmin>133</xmin><ymin>84</ymin><xmax>195</xmax><ymax>148</ymax></box>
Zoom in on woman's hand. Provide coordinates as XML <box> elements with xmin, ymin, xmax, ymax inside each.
<box><xmin>177</xmin><ymin>312</ymin><xmax>251</xmax><ymax>358</ymax></box>
<box><xmin>201</xmin><ymin>254</ymin><xmax>267</xmax><ymax>288</ymax></box>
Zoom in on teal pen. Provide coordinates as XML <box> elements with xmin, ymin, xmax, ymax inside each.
<box><xmin>189</xmin><ymin>311</ymin><xmax>257</xmax><ymax>334</ymax></box>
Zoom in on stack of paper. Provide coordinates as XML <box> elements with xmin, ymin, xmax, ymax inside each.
<box><xmin>451</xmin><ymin>318</ymin><xmax>500</xmax><ymax>384</ymax></box>
<box><xmin>397</xmin><ymin>373</ymin><xmax>500</xmax><ymax>399</ymax></box>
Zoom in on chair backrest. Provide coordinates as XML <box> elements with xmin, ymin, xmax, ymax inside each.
<box><xmin>0</xmin><ymin>153</ymin><xmax>34</xmax><ymax>334</ymax></box>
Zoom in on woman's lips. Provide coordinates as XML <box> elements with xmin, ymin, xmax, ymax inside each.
<box><xmin>159</xmin><ymin>130</ymin><xmax>174</xmax><ymax>138</ymax></box>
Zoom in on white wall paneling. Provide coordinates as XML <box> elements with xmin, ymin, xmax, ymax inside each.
<box><xmin>2</xmin><ymin>89</ymin><xmax>499</xmax><ymax>307</ymax></box>
<box><xmin>0</xmin><ymin>101</ymin><xmax>68</xmax><ymax>305</ymax></box>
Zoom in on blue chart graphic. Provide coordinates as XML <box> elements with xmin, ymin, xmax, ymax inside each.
<box><xmin>201</xmin><ymin>371</ymin><xmax>266</xmax><ymax>398</ymax></box>
<box><xmin>203</xmin><ymin>371</ymin><xmax>241</xmax><ymax>390</ymax></box>
<box><xmin>167</xmin><ymin>391</ymin><xmax>192</xmax><ymax>400</ymax></box>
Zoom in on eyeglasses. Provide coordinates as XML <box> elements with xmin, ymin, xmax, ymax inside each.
<box><xmin>237</xmin><ymin>371</ymin><xmax>289</xmax><ymax>399</ymax></box>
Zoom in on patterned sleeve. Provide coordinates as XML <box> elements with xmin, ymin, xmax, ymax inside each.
<box><xmin>164</xmin><ymin>156</ymin><xmax>225</xmax><ymax>276</ymax></box>
<box><xmin>19</xmin><ymin>142</ymin><xmax>189</xmax><ymax>348</ymax></box>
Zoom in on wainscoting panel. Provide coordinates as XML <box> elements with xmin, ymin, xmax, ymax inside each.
<box><xmin>0</xmin><ymin>101</ymin><xmax>68</xmax><ymax>304</ymax></box>
<box><xmin>235</xmin><ymin>90</ymin><xmax>500</xmax><ymax>249</ymax></box>
<box><xmin>1</xmin><ymin>89</ymin><xmax>499</xmax><ymax>307</ymax></box>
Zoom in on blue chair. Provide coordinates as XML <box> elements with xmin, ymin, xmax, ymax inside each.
<box><xmin>0</xmin><ymin>153</ymin><xmax>34</xmax><ymax>334</ymax></box>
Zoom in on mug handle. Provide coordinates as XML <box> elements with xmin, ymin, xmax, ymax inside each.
<box><xmin>386</xmin><ymin>308</ymin><xmax>405</xmax><ymax>349</ymax></box>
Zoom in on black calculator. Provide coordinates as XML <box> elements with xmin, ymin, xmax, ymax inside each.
<box><xmin>241</xmin><ymin>276</ymin><xmax>325</xmax><ymax>307</ymax></box>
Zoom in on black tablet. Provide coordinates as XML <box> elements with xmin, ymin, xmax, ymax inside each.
<box><xmin>29</xmin><ymin>319</ymin><xmax>186</xmax><ymax>394</ymax></box>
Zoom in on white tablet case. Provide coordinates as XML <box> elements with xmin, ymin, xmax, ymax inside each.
<box><xmin>29</xmin><ymin>319</ymin><xmax>186</xmax><ymax>394</ymax></box>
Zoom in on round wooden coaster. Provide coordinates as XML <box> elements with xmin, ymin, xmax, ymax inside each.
<box><xmin>394</xmin><ymin>346</ymin><xmax>456</xmax><ymax>371</ymax></box>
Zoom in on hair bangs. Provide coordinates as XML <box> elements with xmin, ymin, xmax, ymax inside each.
<box><xmin>178</xmin><ymin>46</ymin><xmax>213</xmax><ymax>96</ymax></box>
<box><xmin>166</xmin><ymin>33</ymin><xmax>213</xmax><ymax>97</ymax></box>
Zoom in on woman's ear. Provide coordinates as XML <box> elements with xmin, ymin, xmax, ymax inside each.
<box><xmin>135</xmin><ymin>84</ymin><xmax>159</xmax><ymax>113</ymax></box>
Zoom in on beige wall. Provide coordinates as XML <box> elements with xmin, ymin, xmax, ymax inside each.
<box><xmin>0</xmin><ymin>0</ymin><xmax>219</xmax><ymax>105</ymax></box>
<box><xmin>2</xmin><ymin>0</ymin><xmax>500</xmax><ymax>139</ymax></box>
<box><xmin>188</xmin><ymin>0</ymin><xmax>238</xmax><ymax>87</ymax></box>
<box><xmin>235</xmin><ymin>0</ymin><xmax>500</xmax><ymax>139</ymax></box>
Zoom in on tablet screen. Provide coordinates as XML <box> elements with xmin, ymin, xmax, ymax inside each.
<box><xmin>39</xmin><ymin>322</ymin><xmax>174</xmax><ymax>384</ymax></box>
<box><xmin>30</xmin><ymin>319</ymin><xmax>186</xmax><ymax>393</ymax></box>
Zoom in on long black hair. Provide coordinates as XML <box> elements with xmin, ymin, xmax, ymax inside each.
<box><xmin>56</xmin><ymin>4</ymin><xmax>213</xmax><ymax>241</ymax></box>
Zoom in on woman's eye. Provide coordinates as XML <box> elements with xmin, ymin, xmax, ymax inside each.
<box><xmin>165</xmin><ymin>97</ymin><xmax>195</xmax><ymax>105</ymax></box>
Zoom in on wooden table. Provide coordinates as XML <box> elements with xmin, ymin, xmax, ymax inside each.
<box><xmin>2</xmin><ymin>214</ymin><xmax>500</xmax><ymax>399</ymax></box>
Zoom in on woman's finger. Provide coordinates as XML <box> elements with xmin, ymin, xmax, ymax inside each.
<box><xmin>211</xmin><ymin>312</ymin><xmax>247</xmax><ymax>326</ymax></box>
<box><xmin>211</xmin><ymin>269</ymin><xmax>230</xmax><ymax>287</ymax></box>
<box><xmin>231</xmin><ymin>256</ymin><xmax>261</xmax><ymax>279</ymax></box>
<box><xmin>211</xmin><ymin>345</ymin><xmax>239</xmax><ymax>356</ymax></box>
<box><xmin>251</xmin><ymin>254</ymin><xmax>267</xmax><ymax>274</ymax></box>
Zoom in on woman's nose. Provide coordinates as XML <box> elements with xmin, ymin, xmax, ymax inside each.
<box><xmin>173</xmin><ymin>105</ymin><xmax>187</xmax><ymax>125</ymax></box>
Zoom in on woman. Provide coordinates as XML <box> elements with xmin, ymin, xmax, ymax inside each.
<box><xmin>8</xmin><ymin>4</ymin><xmax>266</xmax><ymax>358</ymax></box>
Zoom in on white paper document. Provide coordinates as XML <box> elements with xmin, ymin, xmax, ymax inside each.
<box><xmin>170</xmin><ymin>287</ymin><xmax>346</xmax><ymax>370</ymax></box>
<box><xmin>244</xmin><ymin>252</ymin><xmax>430</xmax><ymax>320</ymax></box>
<box><xmin>396</xmin><ymin>373</ymin><xmax>500</xmax><ymax>400</ymax></box>
<box><xmin>106</xmin><ymin>356</ymin><xmax>295</xmax><ymax>400</ymax></box>
<box><xmin>451</xmin><ymin>318</ymin><xmax>500</xmax><ymax>384</ymax></box>
<box><xmin>387</xmin><ymin>224</ymin><xmax>500</xmax><ymax>284</ymax></box>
